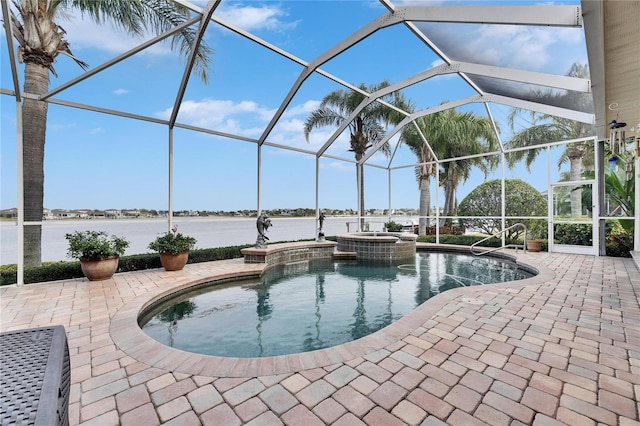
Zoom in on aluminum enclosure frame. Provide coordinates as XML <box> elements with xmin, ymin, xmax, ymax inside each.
<box><xmin>2</xmin><ymin>0</ymin><xmax>636</xmax><ymax>285</ymax></box>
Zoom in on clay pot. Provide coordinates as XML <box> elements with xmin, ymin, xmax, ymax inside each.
<box><xmin>79</xmin><ymin>256</ymin><xmax>119</xmax><ymax>281</ymax></box>
<box><xmin>526</xmin><ymin>239</ymin><xmax>543</xmax><ymax>252</ymax></box>
<box><xmin>160</xmin><ymin>251</ymin><xmax>189</xmax><ymax>271</ymax></box>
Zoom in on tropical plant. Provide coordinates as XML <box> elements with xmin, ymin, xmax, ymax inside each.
<box><xmin>603</xmin><ymin>161</ymin><xmax>635</xmax><ymax>221</ymax></box>
<box><xmin>65</xmin><ymin>230</ymin><xmax>129</xmax><ymax>260</ymax></box>
<box><xmin>148</xmin><ymin>226</ymin><xmax>197</xmax><ymax>254</ymax></box>
<box><xmin>401</xmin><ymin>107</ymin><xmax>499</xmax><ymax>235</ymax></box>
<box><xmin>304</xmin><ymin>81</ymin><xmax>412</xmax><ymax>229</ymax></box>
<box><xmin>584</xmin><ymin>158</ymin><xmax>635</xmax><ymax>233</ymax></box>
<box><xmin>505</xmin><ymin>62</ymin><xmax>594</xmax><ymax>218</ymax></box>
<box><xmin>8</xmin><ymin>0</ymin><xmax>213</xmax><ymax>268</ymax></box>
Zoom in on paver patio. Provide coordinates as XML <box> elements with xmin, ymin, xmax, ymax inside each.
<box><xmin>1</xmin><ymin>250</ymin><xmax>639</xmax><ymax>425</ymax></box>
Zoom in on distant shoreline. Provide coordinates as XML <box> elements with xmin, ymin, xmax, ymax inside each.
<box><xmin>0</xmin><ymin>214</ymin><xmax>390</xmax><ymax>224</ymax></box>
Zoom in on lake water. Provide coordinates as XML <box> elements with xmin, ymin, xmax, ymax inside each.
<box><xmin>0</xmin><ymin>216</ymin><xmax>417</xmax><ymax>265</ymax></box>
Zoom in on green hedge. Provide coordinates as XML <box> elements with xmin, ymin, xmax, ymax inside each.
<box><xmin>0</xmin><ymin>244</ymin><xmax>252</xmax><ymax>286</ymax></box>
<box><xmin>417</xmin><ymin>234</ymin><xmax>522</xmax><ymax>247</ymax></box>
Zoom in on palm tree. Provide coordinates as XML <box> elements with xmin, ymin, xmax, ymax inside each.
<box><xmin>8</xmin><ymin>0</ymin><xmax>213</xmax><ymax>268</ymax></box>
<box><xmin>303</xmin><ymin>81</ymin><xmax>411</xmax><ymax>229</ymax></box>
<box><xmin>505</xmin><ymin>62</ymin><xmax>593</xmax><ymax>217</ymax></box>
<box><xmin>437</xmin><ymin>110</ymin><xmax>498</xmax><ymax>223</ymax></box>
<box><xmin>401</xmin><ymin>116</ymin><xmax>439</xmax><ymax>236</ymax></box>
<box><xmin>402</xmin><ymin>108</ymin><xmax>498</xmax><ymax>234</ymax></box>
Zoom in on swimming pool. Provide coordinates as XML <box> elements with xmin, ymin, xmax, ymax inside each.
<box><xmin>139</xmin><ymin>252</ymin><xmax>534</xmax><ymax>358</ymax></box>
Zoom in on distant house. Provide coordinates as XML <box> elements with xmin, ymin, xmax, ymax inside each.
<box><xmin>1</xmin><ymin>208</ymin><xmax>18</xmax><ymax>218</ymax></box>
<box><xmin>105</xmin><ymin>209</ymin><xmax>122</xmax><ymax>219</ymax></box>
<box><xmin>51</xmin><ymin>209</ymin><xmax>79</xmax><ymax>219</ymax></box>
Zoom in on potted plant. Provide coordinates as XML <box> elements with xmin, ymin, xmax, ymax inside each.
<box><xmin>526</xmin><ymin>220</ymin><xmax>547</xmax><ymax>252</ymax></box>
<box><xmin>148</xmin><ymin>226</ymin><xmax>197</xmax><ymax>271</ymax></box>
<box><xmin>65</xmin><ymin>230</ymin><xmax>129</xmax><ymax>281</ymax></box>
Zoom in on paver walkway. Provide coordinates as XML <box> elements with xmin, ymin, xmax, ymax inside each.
<box><xmin>1</xmin><ymin>251</ymin><xmax>639</xmax><ymax>425</ymax></box>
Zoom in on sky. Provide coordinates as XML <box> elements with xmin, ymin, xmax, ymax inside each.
<box><xmin>0</xmin><ymin>0</ymin><xmax>590</xmax><ymax>212</ymax></box>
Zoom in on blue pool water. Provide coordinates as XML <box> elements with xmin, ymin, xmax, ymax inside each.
<box><xmin>140</xmin><ymin>252</ymin><xmax>534</xmax><ymax>357</ymax></box>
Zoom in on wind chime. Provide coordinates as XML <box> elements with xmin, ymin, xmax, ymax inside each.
<box><xmin>608</xmin><ymin>118</ymin><xmax>634</xmax><ymax>181</ymax></box>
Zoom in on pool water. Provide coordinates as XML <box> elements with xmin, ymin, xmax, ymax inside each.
<box><xmin>140</xmin><ymin>253</ymin><xmax>533</xmax><ymax>358</ymax></box>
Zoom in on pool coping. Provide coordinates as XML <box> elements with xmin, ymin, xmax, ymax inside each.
<box><xmin>109</xmin><ymin>247</ymin><xmax>555</xmax><ymax>378</ymax></box>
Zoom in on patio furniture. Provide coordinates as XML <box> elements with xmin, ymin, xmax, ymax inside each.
<box><xmin>1</xmin><ymin>325</ymin><xmax>70</xmax><ymax>426</ymax></box>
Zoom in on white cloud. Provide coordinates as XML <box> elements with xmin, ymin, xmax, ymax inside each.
<box><xmin>61</xmin><ymin>15</ymin><xmax>170</xmax><ymax>56</ymax></box>
<box><xmin>217</xmin><ymin>4</ymin><xmax>298</xmax><ymax>32</ymax></box>
<box><xmin>274</xmin><ymin>118</ymin><xmax>305</xmax><ymax>134</ymax></box>
<box><xmin>156</xmin><ymin>98</ymin><xmax>276</xmax><ymax>136</ymax></box>
<box><xmin>282</xmin><ymin>100</ymin><xmax>321</xmax><ymax>118</ymax></box>
<box><xmin>156</xmin><ymin>96</ymin><xmax>376</xmax><ymax>164</ymax></box>
<box><xmin>321</xmin><ymin>161</ymin><xmax>352</xmax><ymax>172</ymax></box>
<box><xmin>113</xmin><ymin>88</ymin><xmax>129</xmax><ymax>95</ymax></box>
<box><xmin>59</xmin><ymin>3</ymin><xmax>297</xmax><ymax>55</ymax></box>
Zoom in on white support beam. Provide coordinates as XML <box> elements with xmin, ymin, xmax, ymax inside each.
<box><xmin>457</xmin><ymin>62</ymin><xmax>591</xmax><ymax>93</ymax></box>
<box><xmin>401</xmin><ymin>5</ymin><xmax>582</xmax><ymax>27</ymax></box>
<box><xmin>168</xmin><ymin>128</ymin><xmax>174</xmax><ymax>233</ymax></box>
<box><xmin>44</xmin><ymin>18</ymin><xmax>199</xmax><ymax>101</ymax></box>
<box><xmin>2</xmin><ymin>0</ymin><xmax>21</xmax><ymax>102</ymax></box>
<box><xmin>15</xmin><ymin>101</ymin><xmax>23</xmax><ymax>286</ymax></box>
<box><xmin>272</xmin><ymin>61</ymin><xmax>589</xmax><ymax>157</ymax></box>
<box><xmin>360</xmin><ymin>93</ymin><xmax>594</xmax><ymax>166</ymax></box>
<box><xmin>315</xmin><ymin>156</ymin><xmax>320</xmax><ymax>237</ymax></box>
<box><xmin>316</xmin><ymin>63</ymin><xmax>457</xmax><ymax>158</ymax></box>
<box><xmin>581</xmin><ymin>0</ymin><xmax>607</xmax><ymax>139</ymax></box>
<box><xmin>169</xmin><ymin>0</ymin><xmax>220</xmax><ymax>128</ymax></box>
<box><xmin>484</xmin><ymin>103</ymin><xmax>504</xmax><ymax>153</ymax></box>
<box><xmin>486</xmin><ymin>94</ymin><xmax>595</xmax><ymax>124</ymax></box>
<box><xmin>257</xmin><ymin>144</ymin><xmax>262</xmax><ymax>216</ymax></box>
<box><xmin>360</xmin><ymin>96</ymin><xmax>479</xmax><ymax>164</ymax></box>
<box><xmin>256</xmin><ymin>8</ymin><xmax>404</xmax><ymax>146</ymax></box>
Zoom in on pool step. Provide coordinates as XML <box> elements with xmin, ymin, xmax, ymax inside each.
<box><xmin>333</xmin><ymin>250</ymin><xmax>357</xmax><ymax>260</ymax></box>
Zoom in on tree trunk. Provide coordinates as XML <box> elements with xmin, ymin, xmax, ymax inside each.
<box><xmin>418</xmin><ymin>175</ymin><xmax>430</xmax><ymax>236</ymax></box>
<box><xmin>568</xmin><ymin>150</ymin><xmax>583</xmax><ymax>217</ymax></box>
<box><xmin>441</xmin><ymin>181</ymin><xmax>455</xmax><ymax>226</ymax></box>
<box><xmin>22</xmin><ymin>62</ymin><xmax>50</xmax><ymax>267</ymax></box>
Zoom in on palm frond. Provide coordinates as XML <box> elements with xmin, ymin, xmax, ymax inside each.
<box><xmin>303</xmin><ymin>108</ymin><xmax>346</xmax><ymax>140</ymax></box>
<box><xmin>67</xmin><ymin>0</ymin><xmax>212</xmax><ymax>82</ymax></box>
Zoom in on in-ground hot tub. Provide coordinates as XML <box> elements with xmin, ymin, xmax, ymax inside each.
<box><xmin>336</xmin><ymin>232</ymin><xmax>417</xmax><ymax>261</ymax></box>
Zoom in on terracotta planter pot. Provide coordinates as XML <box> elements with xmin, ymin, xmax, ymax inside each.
<box><xmin>526</xmin><ymin>239</ymin><xmax>543</xmax><ymax>252</ymax></box>
<box><xmin>160</xmin><ymin>251</ymin><xmax>189</xmax><ymax>271</ymax></box>
<box><xmin>80</xmin><ymin>256</ymin><xmax>119</xmax><ymax>281</ymax></box>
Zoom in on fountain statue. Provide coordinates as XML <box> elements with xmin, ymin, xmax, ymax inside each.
<box><xmin>317</xmin><ymin>210</ymin><xmax>326</xmax><ymax>242</ymax></box>
<box><xmin>256</xmin><ymin>212</ymin><xmax>272</xmax><ymax>248</ymax></box>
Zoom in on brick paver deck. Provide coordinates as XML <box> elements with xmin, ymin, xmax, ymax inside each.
<box><xmin>1</xmin><ymin>251</ymin><xmax>638</xmax><ymax>425</ymax></box>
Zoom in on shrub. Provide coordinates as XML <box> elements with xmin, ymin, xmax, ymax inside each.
<box><xmin>605</xmin><ymin>220</ymin><xmax>633</xmax><ymax>257</ymax></box>
<box><xmin>384</xmin><ymin>221</ymin><xmax>403</xmax><ymax>231</ymax></box>
<box><xmin>65</xmin><ymin>230</ymin><xmax>129</xmax><ymax>260</ymax></box>
<box><xmin>417</xmin><ymin>234</ymin><xmax>523</xmax><ymax>248</ymax></box>
<box><xmin>458</xmin><ymin>179</ymin><xmax>547</xmax><ymax>240</ymax></box>
<box><xmin>148</xmin><ymin>227</ymin><xmax>197</xmax><ymax>254</ymax></box>
<box><xmin>553</xmin><ymin>223</ymin><xmax>592</xmax><ymax>246</ymax></box>
<box><xmin>0</xmin><ymin>261</ymin><xmax>84</xmax><ymax>286</ymax></box>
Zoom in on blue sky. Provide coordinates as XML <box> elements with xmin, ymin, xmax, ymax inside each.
<box><xmin>0</xmin><ymin>0</ymin><xmax>589</xmax><ymax>212</ymax></box>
